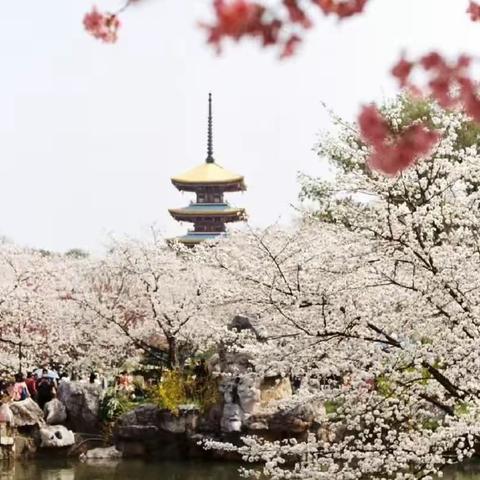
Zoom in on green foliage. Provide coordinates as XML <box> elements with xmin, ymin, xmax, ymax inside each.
<box><xmin>99</xmin><ymin>388</ymin><xmax>136</xmax><ymax>422</ymax></box>
<box><xmin>65</xmin><ymin>248</ymin><xmax>89</xmax><ymax>259</ymax></box>
<box><xmin>454</xmin><ymin>402</ymin><xmax>470</xmax><ymax>416</ymax></box>
<box><xmin>390</xmin><ymin>96</ymin><xmax>434</xmax><ymax>131</ymax></box>
<box><xmin>422</xmin><ymin>418</ymin><xmax>440</xmax><ymax>431</ymax></box>
<box><xmin>455</xmin><ymin>120</ymin><xmax>480</xmax><ymax>149</ymax></box>
<box><xmin>376</xmin><ymin>375</ymin><xmax>394</xmax><ymax>397</ymax></box>
<box><xmin>194</xmin><ymin>373</ymin><xmax>221</xmax><ymax>413</ymax></box>
<box><xmin>324</xmin><ymin>400</ymin><xmax>340</xmax><ymax>415</ymax></box>
<box><xmin>420</xmin><ymin>367</ymin><xmax>432</xmax><ymax>386</ymax></box>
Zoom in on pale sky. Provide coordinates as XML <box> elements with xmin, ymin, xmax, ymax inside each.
<box><xmin>0</xmin><ymin>0</ymin><xmax>477</xmax><ymax>252</ymax></box>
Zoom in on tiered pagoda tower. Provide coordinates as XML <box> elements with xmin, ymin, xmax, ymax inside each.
<box><xmin>169</xmin><ymin>94</ymin><xmax>246</xmax><ymax>246</ymax></box>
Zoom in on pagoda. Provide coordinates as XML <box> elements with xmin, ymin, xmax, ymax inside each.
<box><xmin>169</xmin><ymin>94</ymin><xmax>246</xmax><ymax>246</ymax></box>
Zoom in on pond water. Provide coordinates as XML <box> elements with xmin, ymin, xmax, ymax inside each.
<box><xmin>0</xmin><ymin>459</ymin><xmax>242</xmax><ymax>480</ymax></box>
<box><xmin>1</xmin><ymin>459</ymin><xmax>480</xmax><ymax>480</ymax></box>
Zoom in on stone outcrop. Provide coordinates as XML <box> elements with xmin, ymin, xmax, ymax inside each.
<box><xmin>219</xmin><ymin>375</ymin><xmax>295</xmax><ymax>433</ymax></box>
<box><xmin>9</xmin><ymin>399</ymin><xmax>44</xmax><ymax>428</ymax></box>
<box><xmin>38</xmin><ymin>425</ymin><xmax>75</xmax><ymax>448</ymax></box>
<box><xmin>44</xmin><ymin>398</ymin><xmax>67</xmax><ymax>425</ymax></box>
<box><xmin>80</xmin><ymin>445</ymin><xmax>122</xmax><ymax>461</ymax></box>
<box><xmin>116</xmin><ymin>404</ymin><xmax>199</xmax><ymax>437</ymax></box>
<box><xmin>14</xmin><ymin>435</ymin><xmax>37</xmax><ymax>458</ymax></box>
<box><xmin>0</xmin><ymin>423</ymin><xmax>14</xmax><ymax>461</ymax></box>
<box><xmin>260</xmin><ymin>377</ymin><xmax>292</xmax><ymax>406</ymax></box>
<box><xmin>216</xmin><ymin>315</ymin><xmax>320</xmax><ymax>437</ymax></box>
<box><xmin>220</xmin><ymin>403</ymin><xmax>242</xmax><ymax>433</ymax></box>
<box><xmin>7</xmin><ymin>397</ymin><xmax>76</xmax><ymax>455</ymax></box>
<box><xmin>114</xmin><ymin>404</ymin><xmax>204</xmax><ymax>459</ymax></box>
<box><xmin>112</xmin><ymin>376</ymin><xmax>323</xmax><ymax>460</ymax></box>
<box><xmin>58</xmin><ymin>381</ymin><xmax>101</xmax><ymax>433</ymax></box>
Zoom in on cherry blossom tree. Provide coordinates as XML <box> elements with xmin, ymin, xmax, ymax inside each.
<box><xmin>0</xmin><ymin>243</ymin><xmax>132</xmax><ymax>375</ymax></box>
<box><xmin>191</xmin><ymin>95</ymin><xmax>480</xmax><ymax>478</ymax></box>
<box><xmin>0</xmin><ymin>247</ymin><xmax>85</xmax><ymax>373</ymax></box>
<box><xmin>74</xmin><ymin>235</ymin><xmax>231</xmax><ymax>369</ymax></box>
<box><xmin>0</xmin><ymin>245</ymin><xmax>49</xmax><ymax>371</ymax></box>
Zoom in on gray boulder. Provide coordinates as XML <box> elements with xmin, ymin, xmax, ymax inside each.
<box><xmin>114</xmin><ymin>404</ymin><xmax>204</xmax><ymax>460</ymax></box>
<box><xmin>80</xmin><ymin>445</ymin><xmax>122</xmax><ymax>461</ymax></box>
<box><xmin>44</xmin><ymin>398</ymin><xmax>67</xmax><ymax>425</ymax></box>
<box><xmin>220</xmin><ymin>403</ymin><xmax>242</xmax><ymax>432</ymax></box>
<box><xmin>57</xmin><ymin>381</ymin><xmax>101</xmax><ymax>433</ymax></box>
<box><xmin>38</xmin><ymin>425</ymin><xmax>75</xmax><ymax>448</ymax></box>
<box><xmin>9</xmin><ymin>398</ymin><xmax>44</xmax><ymax>427</ymax></box>
<box><xmin>115</xmin><ymin>404</ymin><xmax>199</xmax><ymax>438</ymax></box>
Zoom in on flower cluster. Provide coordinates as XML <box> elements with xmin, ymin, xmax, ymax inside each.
<box><xmin>83</xmin><ymin>6</ymin><xmax>121</xmax><ymax>43</ymax></box>
<box><xmin>202</xmin><ymin>0</ymin><xmax>283</xmax><ymax>54</ymax></box>
<box><xmin>315</xmin><ymin>0</ymin><xmax>368</xmax><ymax>18</ymax></box>
<box><xmin>83</xmin><ymin>0</ymin><xmax>369</xmax><ymax>55</ymax></box>
<box><xmin>202</xmin><ymin>0</ymin><xmax>369</xmax><ymax>57</ymax></box>
<box><xmin>391</xmin><ymin>53</ymin><xmax>480</xmax><ymax>123</ymax></box>
<box><xmin>358</xmin><ymin>104</ymin><xmax>439</xmax><ymax>175</ymax></box>
<box><xmin>467</xmin><ymin>1</ymin><xmax>480</xmax><ymax>21</ymax></box>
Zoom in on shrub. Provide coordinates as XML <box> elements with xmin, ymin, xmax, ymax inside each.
<box><xmin>99</xmin><ymin>388</ymin><xmax>135</xmax><ymax>422</ymax></box>
<box><xmin>150</xmin><ymin>369</ymin><xmax>220</xmax><ymax>415</ymax></box>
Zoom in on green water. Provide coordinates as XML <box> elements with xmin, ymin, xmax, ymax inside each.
<box><xmin>0</xmin><ymin>459</ymin><xmax>479</xmax><ymax>480</ymax></box>
<box><xmin>0</xmin><ymin>459</ymin><xmax>241</xmax><ymax>480</ymax></box>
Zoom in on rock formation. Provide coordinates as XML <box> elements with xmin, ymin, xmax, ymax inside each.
<box><xmin>38</xmin><ymin>425</ymin><xmax>75</xmax><ymax>448</ymax></box>
<box><xmin>9</xmin><ymin>399</ymin><xmax>44</xmax><ymax>428</ymax></box>
<box><xmin>80</xmin><ymin>445</ymin><xmax>122</xmax><ymax>461</ymax></box>
<box><xmin>58</xmin><ymin>382</ymin><xmax>101</xmax><ymax>433</ymax></box>
<box><xmin>44</xmin><ymin>398</ymin><xmax>67</xmax><ymax>425</ymax></box>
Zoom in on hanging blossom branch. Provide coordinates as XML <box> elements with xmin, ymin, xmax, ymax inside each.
<box><xmin>83</xmin><ymin>0</ymin><xmax>369</xmax><ymax>54</ymax></box>
<box><xmin>201</xmin><ymin>0</ymin><xmax>369</xmax><ymax>58</ymax></box>
<box><xmin>357</xmin><ymin>105</ymin><xmax>440</xmax><ymax>176</ymax></box>
<box><xmin>357</xmin><ymin>50</ymin><xmax>480</xmax><ymax>176</ymax></box>
<box><xmin>83</xmin><ymin>0</ymin><xmax>136</xmax><ymax>43</ymax></box>
<box><xmin>354</xmin><ymin>2</ymin><xmax>480</xmax><ymax>176</ymax></box>
<box><xmin>391</xmin><ymin>53</ymin><xmax>480</xmax><ymax>121</ymax></box>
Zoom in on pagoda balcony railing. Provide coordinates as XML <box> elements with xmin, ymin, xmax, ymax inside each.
<box><xmin>187</xmin><ymin>229</ymin><xmax>226</xmax><ymax>235</ymax></box>
<box><xmin>189</xmin><ymin>201</ymin><xmax>230</xmax><ymax>206</ymax></box>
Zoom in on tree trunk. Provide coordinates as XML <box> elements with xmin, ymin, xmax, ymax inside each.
<box><xmin>18</xmin><ymin>343</ymin><xmax>23</xmax><ymax>373</ymax></box>
<box><xmin>167</xmin><ymin>336</ymin><xmax>178</xmax><ymax>369</ymax></box>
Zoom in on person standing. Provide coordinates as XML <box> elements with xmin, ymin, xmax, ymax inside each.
<box><xmin>25</xmin><ymin>372</ymin><xmax>37</xmax><ymax>400</ymax></box>
<box><xmin>12</xmin><ymin>373</ymin><xmax>30</xmax><ymax>402</ymax></box>
<box><xmin>37</xmin><ymin>371</ymin><xmax>55</xmax><ymax>409</ymax></box>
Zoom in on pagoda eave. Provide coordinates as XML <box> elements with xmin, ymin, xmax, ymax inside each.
<box><xmin>168</xmin><ymin>231</ymin><xmax>225</xmax><ymax>246</ymax></box>
<box><xmin>168</xmin><ymin>210</ymin><xmax>246</xmax><ymax>223</ymax></box>
<box><xmin>171</xmin><ymin>179</ymin><xmax>246</xmax><ymax>193</ymax></box>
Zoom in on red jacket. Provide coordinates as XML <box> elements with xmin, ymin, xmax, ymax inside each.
<box><xmin>25</xmin><ymin>377</ymin><xmax>37</xmax><ymax>397</ymax></box>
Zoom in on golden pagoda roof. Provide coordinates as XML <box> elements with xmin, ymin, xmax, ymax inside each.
<box><xmin>171</xmin><ymin>162</ymin><xmax>244</xmax><ymax>187</ymax></box>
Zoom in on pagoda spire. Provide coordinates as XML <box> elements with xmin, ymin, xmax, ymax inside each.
<box><xmin>206</xmin><ymin>93</ymin><xmax>214</xmax><ymax>164</ymax></box>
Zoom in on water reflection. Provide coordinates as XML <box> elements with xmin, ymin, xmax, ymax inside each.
<box><xmin>443</xmin><ymin>461</ymin><xmax>480</xmax><ymax>480</ymax></box>
<box><xmin>1</xmin><ymin>459</ymin><xmax>241</xmax><ymax>480</ymax></box>
<box><xmin>4</xmin><ymin>459</ymin><xmax>480</xmax><ymax>480</ymax></box>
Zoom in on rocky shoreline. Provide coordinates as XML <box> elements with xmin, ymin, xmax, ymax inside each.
<box><xmin>0</xmin><ymin>372</ymin><xmax>326</xmax><ymax>465</ymax></box>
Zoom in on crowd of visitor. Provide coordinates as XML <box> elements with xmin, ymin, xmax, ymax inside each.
<box><xmin>0</xmin><ymin>368</ymin><xmax>146</xmax><ymax>401</ymax></box>
<box><xmin>0</xmin><ymin>357</ymin><xmax>212</xmax><ymax>412</ymax></box>
<box><xmin>1</xmin><ymin>368</ymin><xmax>59</xmax><ymax>409</ymax></box>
